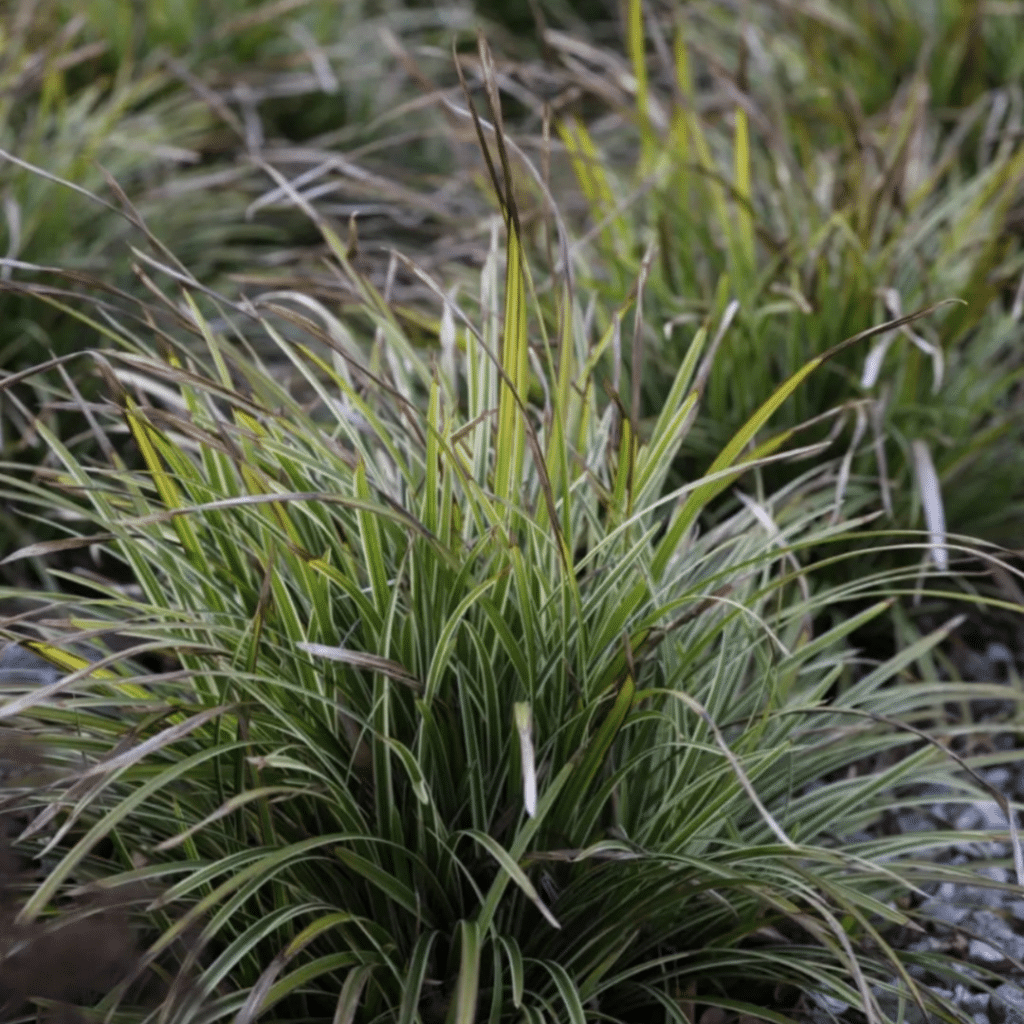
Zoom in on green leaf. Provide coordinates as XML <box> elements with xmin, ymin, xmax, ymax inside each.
<box><xmin>382</xmin><ymin>736</ymin><xmax>430</xmax><ymax>804</ymax></box>
<box><xmin>453</xmin><ymin>919</ymin><xmax>481</xmax><ymax>1024</ymax></box>
<box><xmin>355</xmin><ymin>461</ymin><xmax>390</xmax><ymax>615</ymax></box>
<box><xmin>498</xmin><ymin>936</ymin><xmax>525</xmax><ymax>1009</ymax></box>
<box><xmin>424</xmin><ymin>573</ymin><xmax>503</xmax><ymax>704</ymax></box>
<box><xmin>333</xmin><ymin>963</ymin><xmax>375</xmax><ymax>1024</ymax></box>
<box><xmin>564</xmin><ymin>675</ymin><xmax>636</xmax><ymax>816</ymax></box>
<box><xmin>334</xmin><ymin>848</ymin><xmax>426</xmax><ymax>921</ymax></box>
<box><xmin>17</xmin><ymin>743</ymin><xmax>249</xmax><ymax>923</ymax></box>
<box><xmin>398</xmin><ymin>931</ymin><xmax>438</xmax><ymax>1024</ymax></box>
<box><xmin>494</xmin><ymin>213</ymin><xmax>528</xmax><ymax>506</ymax></box>
<box><xmin>477</xmin><ymin>762</ymin><xmax>574</xmax><ymax>934</ymax></box>
<box><xmin>652</xmin><ymin>301</ymin><xmax>958</xmax><ymax>580</ymax></box>
<box><xmin>733</xmin><ymin>106</ymin><xmax>754</xmax><ymax>268</ymax></box>
<box><xmin>532</xmin><ymin>959</ymin><xmax>586</xmax><ymax>1024</ymax></box>
<box><xmin>123</xmin><ymin>396</ymin><xmax>203</xmax><ymax>562</ymax></box>
<box><xmin>465</xmin><ymin>829</ymin><xmax>560</xmax><ymax>930</ymax></box>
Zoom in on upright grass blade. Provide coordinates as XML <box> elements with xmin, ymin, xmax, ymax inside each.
<box><xmin>626</xmin><ymin>0</ymin><xmax>656</xmax><ymax>174</ymax></box>
<box><xmin>397</xmin><ymin>931</ymin><xmax>438</xmax><ymax>1024</ymax></box>
<box><xmin>494</xmin><ymin>214</ymin><xmax>529</xmax><ymax>512</ymax></box>
<box><xmin>733</xmin><ymin>106</ymin><xmax>755</xmax><ymax>271</ymax></box>
<box><xmin>124</xmin><ymin>397</ymin><xmax>203</xmax><ymax>563</ymax></box>
<box><xmin>453</xmin><ymin>919</ymin><xmax>481</xmax><ymax>1024</ymax></box>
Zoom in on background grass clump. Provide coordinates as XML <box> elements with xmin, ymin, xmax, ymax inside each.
<box><xmin>0</xmin><ymin>0</ymin><xmax>491</xmax><ymax>370</ymax></box>
<box><xmin>528</xmin><ymin>0</ymin><xmax>1024</xmax><ymax>559</ymax></box>
<box><xmin>0</xmin><ymin>3</ymin><xmax>1023</xmax><ymax>1024</ymax></box>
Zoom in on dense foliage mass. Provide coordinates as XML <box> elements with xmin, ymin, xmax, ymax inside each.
<box><xmin>0</xmin><ymin>2</ymin><xmax>1022</xmax><ymax>1023</ymax></box>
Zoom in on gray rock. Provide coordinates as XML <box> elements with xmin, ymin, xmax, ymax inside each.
<box><xmin>963</xmin><ymin>910</ymin><xmax>1024</xmax><ymax>969</ymax></box>
<box><xmin>921</xmin><ymin>782</ymin><xmax>958</xmax><ymax>799</ymax></box>
<box><xmin>984</xmin><ymin>768</ymin><xmax>1012</xmax><ymax>790</ymax></box>
<box><xmin>954</xmin><ymin>842</ymin><xmax>1010</xmax><ymax>861</ymax></box>
<box><xmin>979</xmin><ymin>866</ymin><xmax>1011</xmax><ymax>886</ymax></box>
<box><xmin>0</xmin><ymin>642</ymin><xmax>62</xmax><ymax>687</ymax></box>
<box><xmin>919</xmin><ymin>897</ymin><xmax>970</xmax><ymax>926</ymax></box>
<box><xmin>908</xmin><ymin>936</ymin><xmax>946</xmax><ymax>953</ymax></box>
<box><xmin>985</xmin><ymin>642</ymin><xmax>1015</xmax><ymax>671</ymax></box>
<box><xmin>954</xmin><ymin>985</ymin><xmax>991</xmax><ymax>1014</ymax></box>
<box><xmin>945</xmin><ymin>959</ymin><xmax>985</xmax><ymax>983</ymax></box>
<box><xmin>936</xmin><ymin>881</ymin><xmax>966</xmax><ymax>902</ymax></box>
<box><xmin>957</xmin><ymin>806</ymin><xmax>986</xmax><ymax>831</ymax></box>
<box><xmin>952</xmin><ymin>868</ymin><xmax>1014</xmax><ymax>905</ymax></box>
<box><xmin>898</xmin><ymin>810</ymin><xmax>933</xmax><ymax>833</ymax></box>
<box><xmin>976</xmin><ymin>802</ymin><xmax>1010</xmax><ymax>830</ymax></box>
<box><xmin>968</xmin><ymin>937</ymin><xmax>1007</xmax><ymax>967</ymax></box>
<box><xmin>990</xmin><ymin>982</ymin><xmax>1024</xmax><ymax>1024</ymax></box>
<box><xmin>845</xmin><ymin>830</ymin><xmax>876</xmax><ymax>845</ymax></box>
<box><xmin>809</xmin><ymin>992</ymin><xmax>850</xmax><ymax>1016</ymax></box>
<box><xmin>873</xmin><ymin>984</ymin><xmax>927</xmax><ymax>1024</ymax></box>
<box><xmin>969</xmin><ymin>910</ymin><xmax>1016</xmax><ymax>945</ymax></box>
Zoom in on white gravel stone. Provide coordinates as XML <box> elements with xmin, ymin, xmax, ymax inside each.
<box><xmin>919</xmin><ymin>897</ymin><xmax>970</xmax><ymax>925</ymax></box>
<box><xmin>969</xmin><ymin>938</ymin><xmax>1008</xmax><ymax>966</ymax></box>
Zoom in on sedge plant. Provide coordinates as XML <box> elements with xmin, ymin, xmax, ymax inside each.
<box><xmin>0</xmin><ymin>39</ymin><xmax>1023</xmax><ymax>1024</ymax></box>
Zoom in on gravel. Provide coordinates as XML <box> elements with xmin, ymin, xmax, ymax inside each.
<box><xmin>854</xmin><ymin>760</ymin><xmax>1024</xmax><ymax>1024</ymax></box>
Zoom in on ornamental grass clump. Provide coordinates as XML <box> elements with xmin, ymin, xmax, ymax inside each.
<box><xmin>544</xmin><ymin>0</ymin><xmax>1024</xmax><ymax>553</ymax></box>
<box><xmin>0</xmin><ymin>41</ymin><xmax>1022</xmax><ymax>1024</ymax></box>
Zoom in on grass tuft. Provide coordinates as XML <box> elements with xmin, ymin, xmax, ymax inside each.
<box><xmin>1</xmin><ymin>5</ymin><xmax>1023</xmax><ymax>1024</ymax></box>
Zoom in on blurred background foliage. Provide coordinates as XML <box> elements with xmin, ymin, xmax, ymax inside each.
<box><xmin>1</xmin><ymin>0</ymin><xmax>1022</xmax><ymax>603</ymax></box>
